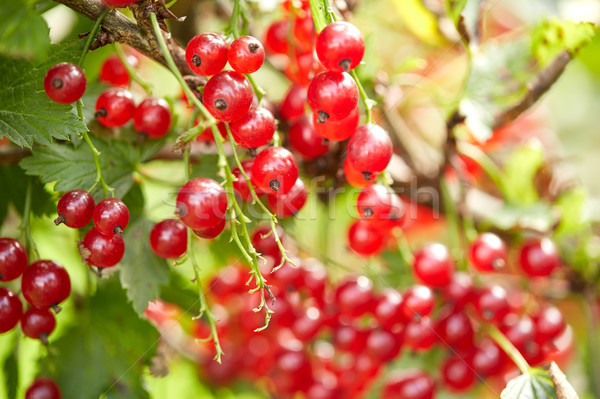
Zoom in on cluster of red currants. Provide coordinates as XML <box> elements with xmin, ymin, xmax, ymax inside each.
<box><xmin>55</xmin><ymin>190</ymin><xmax>129</xmax><ymax>268</ymax></box>
<box><xmin>0</xmin><ymin>238</ymin><xmax>70</xmax><ymax>346</ymax></box>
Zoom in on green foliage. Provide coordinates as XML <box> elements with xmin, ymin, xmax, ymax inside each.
<box><xmin>0</xmin><ymin>2</ymin><xmax>50</xmax><ymax>59</ymax></box>
<box><xmin>532</xmin><ymin>19</ymin><xmax>596</xmax><ymax>66</ymax></box>
<box><xmin>0</xmin><ymin>41</ymin><xmax>87</xmax><ymax>148</ymax></box>
<box><xmin>501</xmin><ymin>368</ymin><xmax>556</xmax><ymax>399</ymax></box>
<box><xmin>308</xmin><ymin>0</ymin><xmax>329</xmax><ymax>33</ymax></box>
<box><xmin>445</xmin><ymin>0</ymin><xmax>481</xmax><ymax>45</ymax></box>
<box><xmin>0</xmin><ymin>165</ymin><xmax>54</xmax><ymax>225</ymax></box>
<box><xmin>41</xmin><ymin>277</ymin><xmax>159</xmax><ymax>399</ymax></box>
<box><xmin>499</xmin><ymin>142</ymin><xmax>544</xmax><ymax>205</ymax></box>
<box><xmin>4</xmin><ymin>349</ymin><xmax>19</xmax><ymax>399</ymax></box>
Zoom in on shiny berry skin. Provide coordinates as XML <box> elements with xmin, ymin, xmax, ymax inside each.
<box><xmin>469</xmin><ymin>232</ymin><xmax>507</xmax><ymax>272</ymax></box>
<box><xmin>347</xmin><ymin>220</ymin><xmax>384</xmax><ymax>256</ymax></box>
<box><xmin>288</xmin><ymin>116</ymin><xmax>329</xmax><ymax>160</ymax></box>
<box><xmin>356</xmin><ymin>184</ymin><xmax>405</xmax><ymax>228</ymax></box>
<box><xmin>412</xmin><ymin>243</ymin><xmax>455</xmax><ymax>287</ymax></box>
<box><xmin>316</xmin><ymin>21</ymin><xmax>365</xmax><ymax>72</ymax></box>
<box><xmin>313</xmin><ymin>104</ymin><xmax>359</xmax><ymax>141</ymax></box>
<box><xmin>347</xmin><ymin>124</ymin><xmax>393</xmax><ymax>177</ymax></box>
<box><xmin>44</xmin><ymin>63</ymin><xmax>86</xmax><ymax>104</ymax></box>
<box><xmin>293</xmin><ymin>16</ymin><xmax>315</xmax><ymax>52</ymax></box>
<box><xmin>176</xmin><ymin>177</ymin><xmax>228</xmax><ymax>230</ymax></box>
<box><xmin>374</xmin><ymin>289</ymin><xmax>403</xmax><ymax>330</ymax></box>
<box><xmin>472</xmin><ymin>339</ymin><xmax>505</xmax><ymax>377</ymax></box>
<box><xmin>232</xmin><ymin>160</ymin><xmax>259</xmax><ymax>202</ymax></box>
<box><xmin>307</xmin><ymin>71</ymin><xmax>358</xmax><ymax>122</ymax></box>
<box><xmin>95</xmin><ymin>87</ymin><xmax>135</xmax><ymax>127</ymax></box>
<box><xmin>99</xmin><ymin>54</ymin><xmax>138</xmax><ymax>87</ymax></box>
<box><xmin>264</xmin><ymin>20</ymin><xmax>289</xmax><ymax>54</ymax></box>
<box><xmin>0</xmin><ymin>288</ymin><xmax>22</xmax><ymax>333</ymax></box>
<box><xmin>473</xmin><ymin>285</ymin><xmax>510</xmax><ymax>324</ymax></box>
<box><xmin>149</xmin><ymin>219</ymin><xmax>187</xmax><ymax>259</ymax></box>
<box><xmin>82</xmin><ymin>228</ymin><xmax>125</xmax><ymax>268</ymax></box>
<box><xmin>441</xmin><ymin>355</ymin><xmax>476</xmax><ymax>391</ymax></box>
<box><xmin>25</xmin><ymin>378</ymin><xmax>62</xmax><ymax>399</ymax></box>
<box><xmin>366</xmin><ymin>329</ymin><xmax>402</xmax><ymax>362</ymax></box>
<box><xmin>102</xmin><ymin>0</ymin><xmax>138</xmax><ymax>7</ymax></box>
<box><xmin>291</xmin><ymin>306</ymin><xmax>324</xmax><ymax>341</ymax></box>
<box><xmin>267</xmin><ymin>178</ymin><xmax>307</xmax><ymax>218</ymax></box>
<box><xmin>54</xmin><ymin>189</ymin><xmax>95</xmax><ymax>229</ymax></box>
<box><xmin>185</xmin><ymin>33</ymin><xmax>228</xmax><ymax>76</ymax></box>
<box><xmin>343</xmin><ymin>157</ymin><xmax>376</xmax><ymax>187</ymax></box>
<box><xmin>436</xmin><ymin>310</ymin><xmax>475</xmax><ymax>351</ymax></box>
<box><xmin>335</xmin><ymin>277</ymin><xmax>375</xmax><ymax>317</ymax></box>
<box><xmin>404</xmin><ymin>316</ymin><xmax>437</xmax><ymax>351</ymax></box>
<box><xmin>0</xmin><ymin>238</ymin><xmax>28</xmax><ymax>281</ymax></box>
<box><xmin>228</xmin><ymin>36</ymin><xmax>265</xmax><ymax>74</ymax></box>
<box><xmin>93</xmin><ymin>198</ymin><xmax>129</xmax><ymax>236</ymax></box>
<box><xmin>193</xmin><ymin>217</ymin><xmax>226</xmax><ymax>240</ymax></box>
<box><xmin>382</xmin><ymin>370</ymin><xmax>435</xmax><ymax>399</ymax></box>
<box><xmin>251</xmin><ymin>147</ymin><xmax>299</xmax><ymax>194</ymax></box>
<box><xmin>133</xmin><ymin>97</ymin><xmax>172</xmax><ymax>138</ymax></box>
<box><xmin>279</xmin><ymin>84</ymin><xmax>307</xmax><ymax>121</ymax></box>
<box><xmin>442</xmin><ymin>272</ymin><xmax>474</xmax><ymax>308</ymax></box>
<box><xmin>251</xmin><ymin>225</ymin><xmax>284</xmax><ymax>259</ymax></box>
<box><xmin>284</xmin><ymin>51</ymin><xmax>319</xmax><ymax>87</ymax></box>
<box><xmin>21</xmin><ymin>260</ymin><xmax>71</xmax><ymax>309</ymax></box>
<box><xmin>203</xmin><ymin>71</ymin><xmax>253</xmax><ymax>123</ymax></box>
<box><xmin>400</xmin><ymin>285</ymin><xmax>434</xmax><ymax>321</ymax></box>
<box><xmin>519</xmin><ymin>238</ymin><xmax>560</xmax><ymax>277</ymax></box>
<box><xmin>333</xmin><ymin>324</ymin><xmax>369</xmax><ymax>354</ymax></box>
<box><xmin>534</xmin><ymin>306</ymin><xmax>566</xmax><ymax>343</ymax></box>
<box><xmin>230</xmin><ymin>107</ymin><xmax>276</xmax><ymax>148</ymax></box>
<box><xmin>21</xmin><ymin>308</ymin><xmax>56</xmax><ymax>343</ymax></box>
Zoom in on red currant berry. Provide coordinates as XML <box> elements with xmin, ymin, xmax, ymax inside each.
<box><xmin>282</xmin><ymin>0</ymin><xmax>310</xmax><ymax>12</ymax></box>
<box><xmin>82</xmin><ymin>228</ymin><xmax>125</xmax><ymax>268</ymax></box>
<box><xmin>404</xmin><ymin>316</ymin><xmax>437</xmax><ymax>351</ymax></box>
<box><xmin>284</xmin><ymin>51</ymin><xmax>320</xmax><ymax>87</ymax></box>
<box><xmin>335</xmin><ymin>277</ymin><xmax>375</xmax><ymax>317</ymax></box>
<box><xmin>469</xmin><ymin>232</ymin><xmax>507</xmax><ymax>272</ymax></box>
<box><xmin>102</xmin><ymin>0</ymin><xmax>138</xmax><ymax>7</ymax></box>
<box><xmin>228</xmin><ymin>36</ymin><xmax>265</xmax><ymax>74</ymax></box>
<box><xmin>21</xmin><ymin>260</ymin><xmax>70</xmax><ymax>309</ymax></box>
<box><xmin>316</xmin><ymin>21</ymin><xmax>365</xmax><ymax>72</ymax></box>
<box><xmin>413</xmin><ymin>243</ymin><xmax>455</xmax><ymax>287</ymax></box>
<box><xmin>293</xmin><ymin>15</ymin><xmax>315</xmax><ymax>52</ymax></box>
<box><xmin>267</xmin><ymin>178</ymin><xmax>307</xmax><ymax>218</ymax></box>
<box><xmin>93</xmin><ymin>198</ymin><xmax>129</xmax><ymax>236</ymax></box>
<box><xmin>435</xmin><ymin>310</ymin><xmax>475</xmax><ymax>351</ymax></box>
<box><xmin>0</xmin><ymin>238</ymin><xmax>28</xmax><ymax>281</ymax></box>
<box><xmin>288</xmin><ymin>116</ymin><xmax>329</xmax><ymax>160</ymax></box>
<box><xmin>374</xmin><ymin>289</ymin><xmax>403</xmax><ymax>330</ymax></box>
<box><xmin>502</xmin><ymin>315</ymin><xmax>536</xmax><ymax>352</ymax></box>
<box><xmin>534</xmin><ymin>305</ymin><xmax>566</xmax><ymax>344</ymax></box>
<box><xmin>313</xmin><ymin>104</ymin><xmax>359</xmax><ymax>141</ymax></box>
<box><xmin>356</xmin><ymin>184</ymin><xmax>405</xmax><ymax>229</ymax></box>
<box><xmin>95</xmin><ymin>87</ymin><xmax>135</xmax><ymax>127</ymax></box>
<box><xmin>203</xmin><ymin>71</ymin><xmax>253</xmax><ymax>123</ymax></box>
<box><xmin>25</xmin><ymin>378</ymin><xmax>62</xmax><ymax>399</ymax></box>
<box><xmin>54</xmin><ymin>189</ymin><xmax>95</xmax><ymax>229</ymax></box>
<box><xmin>279</xmin><ymin>85</ymin><xmax>307</xmax><ymax>121</ymax></box>
<box><xmin>291</xmin><ymin>306</ymin><xmax>324</xmax><ymax>341</ymax></box>
<box><xmin>21</xmin><ymin>308</ymin><xmax>56</xmax><ymax>344</ymax></box>
<box><xmin>133</xmin><ymin>97</ymin><xmax>172</xmax><ymax>138</ymax></box>
<box><xmin>230</xmin><ymin>107</ymin><xmax>276</xmax><ymax>148</ymax></box>
<box><xmin>472</xmin><ymin>339</ymin><xmax>505</xmax><ymax>377</ymax></box>
<box><xmin>441</xmin><ymin>355</ymin><xmax>476</xmax><ymax>391</ymax></box>
<box><xmin>473</xmin><ymin>285</ymin><xmax>510</xmax><ymax>324</ymax></box>
<box><xmin>149</xmin><ymin>219</ymin><xmax>187</xmax><ymax>259</ymax></box>
<box><xmin>0</xmin><ymin>287</ymin><xmax>22</xmax><ymax>333</ymax></box>
<box><xmin>519</xmin><ymin>238</ymin><xmax>560</xmax><ymax>277</ymax></box>
<box><xmin>251</xmin><ymin>225</ymin><xmax>284</xmax><ymax>259</ymax></box>
<box><xmin>308</xmin><ymin>71</ymin><xmax>358</xmax><ymax>122</ymax></box>
<box><xmin>185</xmin><ymin>33</ymin><xmax>228</xmax><ymax>76</ymax></box>
<box><xmin>44</xmin><ymin>63</ymin><xmax>86</xmax><ymax>104</ymax></box>
<box><xmin>264</xmin><ymin>20</ymin><xmax>289</xmax><ymax>54</ymax></box>
<box><xmin>333</xmin><ymin>324</ymin><xmax>370</xmax><ymax>354</ymax></box>
<box><xmin>347</xmin><ymin>124</ymin><xmax>393</xmax><ymax>178</ymax></box>
<box><xmin>251</xmin><ymin>147</ymin><xmax>299</xmax><ymax>194</ymax></box>
<box><xmin>99</xmin><ymin>54</ymin><xmax>138</xmax><ymax>87</ymax></box>
<box><xmin>366</xmin><ymin>329</ymin><xmax>402</xmax><ymax>362</ymax></box>
<box><xmin>176</xmin><ymin>177</ymin><xmax>228</xmax><ymax>230</ymax></box>
<box><xmin>197</xmin><ymin>122</ymin><xmax>228</xmax><ymax>143</ymax></box>
<box><xmin>343</xmin><ymin>157</ymin><xmax>377</xmax><ymax>187</ymax></box>
<box><xmin>382</xmin><ymin>370</ymin><xmax>435</xmax><ymax>399</ymax></box>
<box><xmin>232</xmin><ymin>160</ymin><xmax>260</xmax><ymax>202</ymax></box>
<box><xmin>193</xmin><ymin>217</ymin><xmax>226</xmax><ymax>240</ymax></box>
<box><xmin>400</xmin><ymin>285</ymin><xmax>434</xmax><ymax>321</ymax></box>
<box><xmin>347</xmin><ymin>220</ymin><xmax>384</xmax><ymax>256</ymax></box>
<box><xmin>442</xmin><ymin>272</ymin><xmax>473</xmax><ymax>308</ymax></box>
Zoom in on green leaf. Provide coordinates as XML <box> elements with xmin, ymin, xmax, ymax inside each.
<box><xmin>4</xmin><ymin>349</ymin><xmax>18</xmax><ymax>399</ymax></box>
<box><xmin>0</xmin><ymin>3</ymin><xmax>50</xmax><ymax>59</ymax></box>
<box><xmin>308</xmin><ymin>0</ymin><xmax>330</xmax><ymax>33</ymax></box>
<box><xmin>445</xmin><ymin>0</ymin><xmax>468</xmax><ymax>26</ymax></box>
<box><xmin>554</xmin><ymin>188</ymin><xmax>588</xmax><ymax>236</ymax></box>
<box><xmin>120</xmin><ymin>218</ymin><xmax>170</xmax><ymax>317</ymax></box>
<box><xmin>532</xmin><ymin>18</ymin><xmax>596</xmax><ymax>66</ymax></box>
<box><xmin>0</xmin><ymin>165</ymin><xmax>55</xmax><ymax>225</ymax></box>
<box><xmin>0</xmin><ymin>41</ymin><xmax>87</xmax><ymax>148</ymax></box>
<box><xmin>485</xmin><ymin>202</ymin><xmax>556</xmax><ymax>233</ymax></box>
<box><xmin>41</xmin><ymin>278</ymin><xmax>158</xmax><ymax>399</ymax></box>
<box><xmin>501</xmin><ymin>368</ymin><xmax>556</xmax><ymax>399</ymax></box>
<box><xmin>499</xmin><ymin>142</ymin><xmax>544</xmax><ymax>205</ymax></box>
<box><xmin>392</xmin><ymin>0</ymin><xmax>446</xmax><ymax>46</ymax></box>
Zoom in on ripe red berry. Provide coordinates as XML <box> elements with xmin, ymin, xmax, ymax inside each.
<box><xmin>21</xmin><ymin>260</ymin><xmax>71</xmax><ymax>309</ymax></box>
<box><xmin>149</xmin><ymin>219</ymin><xmax>187</xmax><ymax>259</ymax></box>
<box><xmin>264</xmin><ymin>20</ymin><xmax>289</xmax><ymax>54</ymax></box>
<box><xmin>0</xmin><ymin>287</ymin><xmax>22</xmax><ymax>333</ymax></box>
<box><xmin>404</xmin><ymin>316</ymin><xmax>437</xmax><ymax>351</ymax></box>
<box><xmin>472</xmin><ymin>339</ymin><xmax>505</xmax><ymax>378</ymax></box>
<box><xmin>284</xmin><ymin>51</ymin><xmax>320</xmax><ymax>87</ymax></box>
<box><xmin>519</xmin><ymin>238</ymin><xmax>560</xmax><ymax>277</ymax></box>
<box><xmin>382</xmin><ymin>370</ymin><xmax>435</xmax><ymax>399</ymax></box>
<box><xmin>347</xmin><ymin>124</ymin><xmax>393</xmax><ymax>178</ymax></box>
<box><xmin>412</xmin><ymin>243</ymin><xmax>455</xmax><ymax>287</ymax></box>
<box><xmin>203</xmin><ymin>71</ymin><xmax>253</xmax><ymax>123</ymax></box>
<box><xmin>82</xmin><ymin>228</ymin><xmax>125</xmax><ymax>268</ymax></box>
<box><xmin>436</xmin><ymin>310</ymin><xmax>475</xmax><ymax>351</ymax></box>
<box><xmin>251</xmin><ymin>225</ymin><xmax>284</xmax><ymax>259</ymax></box>
<box><xmin>469</xmin><ymin>232</ymin><xmax>507</xmax><ymax>272</ymax></box>
<box><xmin>230</xmin><ymin>107</ymin><xmax>276</xmax><ymax>148</ymax></box>
<box><xmin>99</xmin><ymin>54</ymin><xmax>138</xmax><ymax>87</ymax></box>
<box><xmin>333</xmin><ymin>324</ymin><xmax>370</xmax><ymax>354</ymax></box>
<box><xmin>293</xmin><ymin>15</ymin><xmax>315</xmax><ymax>52</ymax></box>
<box><xmin>21</xmin><ymin>308</ymin><xmax>56</xmax><ymax>344</ymax></box>
<box><xmin>366</xmin><ymin>329</ymin><xmax>402</xmax><ymax>362</ymax></box>
<box><xmin>267</xmin><ymin>178</ymin><xmax>307</xmax><ymax>218</ymax></box>
<box><xmin>441</xmin><ymin>355</ymin><xmax>476</xmax><ymax>391</ymax></box>
<box><xmin>176</xmin><ymin>177</ymin><xmax>228</xmax><ymax>230</ymax></box>
<box><xmin>473</xmin><ymin>285</ymin><xmax>510</xmax><ymax>324</ymax></box>
<box><xmin>25</xmin><ymin>378</ymin><xmax>62</xmax><ymax>399</ymax></box>
<box><xmin>442</xmin><ymin>272</ymin><xmax>474</xmax><ymax>308</ymax></box>
<box><xmin>291</xmin><ymin>306</ymin><xmax>324</xmax><ymax>341</ymax></box>
<box><xmin>316</xmin><ymin>21</ymin><xmax>365</xmax><ymax>72</ymax></box>
<box><xmin>102</xmin><ymin>0</ymin><xmax>138</xmax><ymax>7</ymax></box>
<box><xmin>95</xmin><ymin>87</ymin><xmax>135</xmax><ymax>127</ymax></box>
<box><xmin>232</xmin><ymin>160</ymin><xmax>259</xmax><ymax>202</ymax></box>
<box><xmin>194</xmin><ymin>217</ymin><xmax>226</xmax><ymax>240</ymax></box>
<box><xmin>534</xmin><ymin>305</ymin><xmax>566</xmax><ymax>344</ymax></box>
<box><xmin>133</xmin><ymin>97</ymin><xmax>172</xmax><ymax>138</ymax></box>
<box><xmin>228</xmin><ymin>36</ymin><xmax>265</xmax><ymax>74</ymax></box>
<box><xmin>343</xmin><ymin>157</ymin><xmax>376</xmax><ymax>187</ymax></box>
<box><xmin>347</xmin><ymin>220</ymin><xmax>384</xmax><ymax>256</ymax></box>
<box><xmin>313</xmin><ymin>104</ymin><xmax>359</xmax><ymax>141</ymax></box>
<box><xmin>251</xmin><ymin>147</ymin><xmax>299</xmax><ymax>194</ymax></box>
<box><xmin>0</xmin><ymin>238</ymin><xmax>28</xmax><ymax>281</ymax></box>
<box><xmin>288</xmin><ymin>116</ymin><xmax>329</xmax><ymax>160</ymax></box>
<box><xmin>374</xmin><ymin>289</ymin><xmax>403</xmax><ymax>330</ymax></box>
<box><xmin>54</xmin><ymin>189</ymin><xmax>95</xmax><ymax>229</ymax></box>
<box><xmin>279</xmin><ymin>84</ymin><xmax>307</xmax><ymax>121</ymax></box>
<box><xmin>44</xmin><ymin>62</ymin><xmax>86</xmax><ymax>104</ymax></box>
<box><xmin>356</xmin><ymin>184</ymin><xmax>405</xmax><ymax>229</ymax></box>
<box><xmin>307</xmin><ymin>71</ymin><xmax>358</xmax><ymax>122</ymax></box>
<box><xmin>335</xmin><ymin>277</ymin><xmax>375</xmax><ymax>317</ymax></box>
<box><xmin>401</xmin><ymin>285</ymin><xmax>434</xmax><ymax>321</ymax></box>
<box><xmin>93</xmin><ymin>198</ymin><xmax>130</xmax><ymax>236</ymax></box>
<box><xmin>185</xmin><ymin>33</ymin><xmax>228</xmax><ymax>76</ymax></box>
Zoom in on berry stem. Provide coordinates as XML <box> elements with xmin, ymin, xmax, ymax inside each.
<box><xmin>113</xmin><ymin>44</ymin><xmax>154</xmax><ymax>95</ymax></box>
<box><xmin>456</xmin><ymin>142</ymin><xmax>504</xmax><ymax>194</ymax></box>
<box><xmin>350</xmin><ymin>69</ymin><xmax>374</xmax><ymax>124</ymax></box>
<box><xmin>486</xmin><ymin>324</ymin><xmax>531</xmax><ymax>375</ymax></box>
<box><xmin>77</xmin><ymin>8</ymin><xmax>109</xmax><ymax>67</ymax></box>
<box><xmin>19</xmin><ymin>178</ymin><xmax>40</xmax><ymax>261</ymax></box>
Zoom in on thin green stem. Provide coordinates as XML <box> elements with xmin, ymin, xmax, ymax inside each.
<box><xmin>583</xmin><ymin>289</ymin><xmax>600</xmax><ymax>398</ymax></box>
<box><xmin>113</xmin><ymin>44</ymin><xmax>154</xmax><ymax>95</ymax></box>
<box><xmin>456</xmin><ymin>142</ymin><xmax>504</xmax><ymax>195</ymax></box>
<box><xmin>19</xmin><ymin>178</ymin><xmax>40</xmax><ymax>260</ymax></box>
<box><xmin>229</xmin><ymin>0</ymin><xmax>241</xmax><ymax>38</ymax></box>
<box><xmin>245</xmin><ymin>73</ymin><xmax>265</xmax><ymax>103</ymax></box>
<box><xmin>350</xmin><ymin>69</ymin><xmax>374</xmax><ymax>124</ymax></box>
<box><xmin>394</xmin><ymin>228</ymin><xmax>414</xmax><ymax>268</ymax></box>
<box><xmin>487</xmin><ymin>325</ymin><xmax>531</xmax><ymax>375</ymax></box>
<box><xmin>78</xmin><ymin>9</ymin><xmax>109</xmax><ymax>66</ymax></box>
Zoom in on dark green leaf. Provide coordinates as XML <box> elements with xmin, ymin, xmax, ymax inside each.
<box><xmin>308</xmin><ymin>0</ymin><xmax>329</xmax><ymax>33</ymax></box>
<box><xmin>4</xmin><ymin>349</ymin><xmax>18</xmax><ymax>399</ymax></box>
<box><xmin>0</xmin><ymin>3</ymin><xmax>50</xmax><ymax>59</ymax></box>
<box><xmin>532</xmin><ymin>19</ymin><xmax>596</xmax><ymax>66</ymax></box>
<box><xmin>121</xmin><ymin>183</ymin><xmax>145</xmax><ymax>225</ymax></box>
<box><xmin>120</xmin><ymin>218</ymin><xmax>170</xmax><ymax>317</ymax></box>
<box><xmin>501</xmin><ymin>368</ymin><xmax>556</xmax><ymax>399</ymax></box>
<box><xmin>0</xmin><ymin>165</ymin><xmax>55</xmax><ymax>225</ymax></box>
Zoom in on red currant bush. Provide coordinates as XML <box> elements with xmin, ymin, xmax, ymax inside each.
<box><xmin>412</xmin><ymin>243</ymin><xmax>455</xmax><ymax>287</ymax></box>
<box><xmin>228</xmin><ymin>36</ymin><xmax>265</xmax><ymax>74</ymax></box>
<box><xmin>312</xmin><ymin>105</ymin><xmax>359</xmax><ymax>141</ymax></box>
<box><xmin>347</xmin><ymin>124</ymin><xmax>393</xmax><ymax>178</ymax></box>
<box><xmin>25</xmin><ymin>378</ymin><xmax>62</xmax><ymax>399</ymax></box>
<box><xmin>251</xmin><ymin>147</ymin><xmax>299</xmax><ymax>194</ymax></box>
<box><xmin>266</xmin><ymin>178</ymin><xmax>308</xmax><ymax>217</ymax></box>
<box><xmin>133</xmin><ymin>97</ymin><xmax>172</xmax><ymax>138</ymax></box>
<box><xmin>307</xmin><ymin>71</ymin><xmax>359</xmax><ymax>122</ymax></box>
<box><xmin>0</xmin><ymin>237</ymin><xmax>28</xmax><ymax>281</ymax></box>
<box><xmin>21</xmin><ymin>260</ymin><xmax>71</xmax><ymax>309</ymax></box>
<box><xmin>82</xmin><ymin>228</ymin><xmax>125</xmax><ymax>268</ymax></box>
<box><xmin>44</xmin><ymin>62</ymin><xmax>86</xmax><ymax>104</ymax></box>
<box><xmin>185</xmin><ymin>33</ymin><xmax>228</xmax><ymax>76</ymax></box>
<box><xmin>288</xmin><ymin>116</ymin><xmax>330</xmax><ymax>160</ymax></box>
<box><xmin>347</xmin><ymin>220</ymin><xmax>384</xmax><ymax>256</ymax></box>
<box><xmin>93</xmin><ymin>198</ymin><xmax>130</xmax><ymax>236</ymax></box>
<box><xmin>54</xmin><ymin>189</ymin><xmax>95</xmax><ymax>229</ymax></box>
<box><xmin>316</xmin><ymin>21</ymin><xmax>365</xmax><ymax>72</ymax></box>
<box><xmin>229</xmin><ymin>107</ymin><xmax>276</xmax><ymax>148</ymax></box>
<box><xmin>176</xmin><ymin>177</ymin><xmax>228</xmax><ymax>230</ymax></box>
<box><xmin>150</xmin><ymin>219</ymin><xmax>187</xmax><ymax>259</ymax></box>
<box><xmin>21</xmin><ymin>307</ymin><xmax>56</xmax><ymax>344</ymax></box>
<box><xmin>469</xmin><ymin>232</ymin><xmax>507</xmax><ymax>272</ymax></box>
<box><xmin>95</xmin><ymin>87</ymin><xmax>135</xmax><ymax>127</ymax></box>
<box><xmin>203</xmin><ymin>71</ymin><xmax>253</xmax><ymax>123</ymax></box>
<box><xmin>519</xmin><ymin>237</ymin><xmax>560</xmax><ymax>277</ymax></box>
<box><xmin>0</xmin><ymin>287</ymin><xmax>22</xmax><ymax>333</ymax></box>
